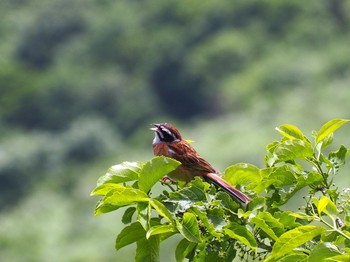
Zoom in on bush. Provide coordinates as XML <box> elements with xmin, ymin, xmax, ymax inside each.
<box><xmin>0</xmin><ymin>116</ymin><xmax>119</xmax><ymax>209</ymax></box>
<box><xmin>92</xmin><ymin>119</ymin><xmax>350</xmax><ymax>261</ymax></box>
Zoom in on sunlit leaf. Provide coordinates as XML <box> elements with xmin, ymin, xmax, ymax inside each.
<box><xmin>223</xmin><ymin>163</ymin><xmax>261</xmax><ymax>186</ymax></box>
<box><xmin>326</xmin><ymin>254</ymin><xmax>350</xmax><ymax>261</ymax></box>
<box><xmin>276</xmin><ymin>124</ymin><xmax>306</xmax><ymax>141</ymax></box>
<box><xmin>321</xmin><ymin>133</ymin><xmax>333</xmax><ymax>150</ymax></box>
<box><xmin>265</xmin><ymin>225</ymin><xmax>326</xmax><ymax>262</ymax></box>
<box><xmin>149</xmin><ymin>198</ymin><xmax>174</xmax><ymax>222</ymax></box>
<box><xmin>91</xmin><ymin>183</ymin><xmax>125</xmax><ymax>196</ymax></box>
<box><xmin>314</xmin><ymin>196</ymin><xmax>338</xmax><ymax>219</ymax></box>
<box><xmin>138</xmin><ymin>156</ymin><xmax>180</xmax><ymax>193</ymax></box>
<box><xmin>95</xmin><ymin>186</ymin><xmax>149</xmax><ymax>215</ymax></box>
<box><xmin>266</xmin><ymin>139</ymin><xmax>313</xmax><ymax>167</ymax></box>
<box><xmin>316</xmin><ymin>119</ymin><xmax>349</xmax><ymax>144</ymax></box>
<box><xmin>288</xmin><ymin>212</ymin><xmax>314</xmax><ymax>221</ymax></box>
<box><xmin>146</xmin><ymin>224</ymin><xmax>177</xmax><ymax>239</ymax></box>
<box><xmin>96</xmin><ymin>161</ymin><xmax>142</xmax><ymax>186</ymax></box>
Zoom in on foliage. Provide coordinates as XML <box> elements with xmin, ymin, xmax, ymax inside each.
<box><xmin>2</xmin><ymin>0</ymin><xmax>350</xmax><ymax>260</ymax></box>
<box><xmin>0</xmin><ymin>116</ymin><xmax>118</xmax><ymax>209</ymax></box>
<box><xmin>2</xmin><ymin>0</ymin><xmax>350</xmax><ymax>130</ymax></box>
<box><xmin>92</xmin><ymin>119</ymin><xmax>350</xmax><ymax>261</ymax></box>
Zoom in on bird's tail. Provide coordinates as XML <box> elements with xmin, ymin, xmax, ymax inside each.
<box><xmin>205</xmin><ymin>173</ymin><xmax>251</xmax><ymax>204</ymax></box>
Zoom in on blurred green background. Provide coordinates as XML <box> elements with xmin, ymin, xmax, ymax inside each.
<box><xmin>1</xmin><ymin>0</ymin><xmax>350</xmax><ymax>261</ymax></box>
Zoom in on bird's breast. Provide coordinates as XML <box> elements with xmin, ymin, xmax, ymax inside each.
<box><xmin>153</xmin><ymin>143</ymin><xmax>172</xmax><ymax>157</ymax></box>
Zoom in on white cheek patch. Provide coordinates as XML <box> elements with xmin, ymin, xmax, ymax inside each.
<box><xmin>153</xmin><ymin>133</ymin><xmax>161</xmax><ymax>144</ymax></box>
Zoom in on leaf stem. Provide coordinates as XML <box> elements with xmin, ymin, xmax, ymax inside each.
<box><xmin>319</xmin><ymin>217</ymin><xmax>350</xmax><ymax>241</ymax></box>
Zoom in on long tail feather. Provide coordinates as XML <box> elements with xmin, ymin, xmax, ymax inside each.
<box><xmin>205</xmin><ymin>173</ymin><xmax>251</xmax><ymax>204</ymax></box>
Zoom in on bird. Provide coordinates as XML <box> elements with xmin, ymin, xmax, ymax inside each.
<box><xmin>150</xmin><ymin>123</ymin><xmax>251</xmax><ymax>204</ymax></box>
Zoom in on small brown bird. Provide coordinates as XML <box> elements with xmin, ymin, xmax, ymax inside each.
<box><xmin>151</xmin><ymin>123</ymin><xmax>251</xmax><ymax>204</ymax></box>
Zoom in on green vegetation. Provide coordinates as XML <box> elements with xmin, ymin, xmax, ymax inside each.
<box><xmin>92</xmin><ymin>119</ymin><xmax>350</xmax><ymax>261</ymax></box>
<box><xmin>1</xmin><ymin>0</ymin><xmax>350</xmax><ymax>261</ymax></box>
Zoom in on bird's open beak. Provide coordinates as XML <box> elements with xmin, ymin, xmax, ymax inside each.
<box><xmin>150</xmin><ymin>124</ymin><xmax>160</xmax><ymax>132</ymax></box>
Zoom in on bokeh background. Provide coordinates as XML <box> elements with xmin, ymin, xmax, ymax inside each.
<box><xmin>1</xmin><ymin>0</ymin><xmax>350</xmax><ymax>261</ymax></box>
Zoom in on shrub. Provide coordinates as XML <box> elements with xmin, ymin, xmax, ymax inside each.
<box><xmin>92</xmin><ymin>119</ymin><xmax>350</xmax><ymax>261</ymax></box>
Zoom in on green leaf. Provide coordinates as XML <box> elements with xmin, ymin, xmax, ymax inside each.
<box><xmin>91</xmin><ymin>183</ymin><xmax>125</xmax><ymax>197</ymax></box>
<box><xmin>224</xmin><ymin>224</ymin><xmax>257</xmax><ymax>249</ymax></box>
<box><xmin>321</xmin><ymin>231</ymin><xmax>338</xmax><ymax>242</ymax></box>
<box><xmin>272</xmin><ymin>171</ymin><xmax>323</xmax><ymax>207</ymax></box>
<box><xmin>190</xmin><ymin>206</ymin><xmax>222</xmax><ymax>238</ymax></box>
<box><xmin>175</xmin><ymin>239</ymin><xmax>196</xmax><ymax>262</ymax></box>
<box><xmin>207</xmin><ymin>207</ymin><xmax>227</xmax><ymax>231</ymax></box>
<box><xmin>137</xmin><ymin>202</ymin><xmax>151</xmax><ymax>230</ymax></box>
<box><xmin>316</xmin><ymin>119</ymin><xmax>349</xmax><ymax>144</ymax></box>
<box><xmin>223</xmin><ymin>163</ymin><xmax>261</xmax><ymax>186</ymax></box>
<box><xmin>274</xmin><ymin>211</ymin><xmax>302</xmax><ymax>229</ymax></box>
<box><xmin>316</xmin><ymin>196</ymin><xmax>328</xmax><ymax>216</ymax></box>
<box><xmin>314</xmin><ymin>196</ymin><xmax>338</xmax><ymax>219</ymax></box>
<box><xmin>146</xmin><ymin>224</ymin><xmax>177</xmax><ymax>239</ymax></box>
<box><xmin>328</xmin><ymin>145</ymin><xmax>348</xmax><ymax>173</ymax></box>
<box><xmin>215</xmin><ymin>191</ymin><xmax>240</xmax><ymax>212</ymax></box>
<box><xmin>251</xmin><ymin>212</ymin><xmax>284</xmax><ymax>240</ymax></box>
<box><xmin>168</xmin><ymin>177</ymin><xmax>208</xmax><ymax>202</ymax></box>
<box><xmin>253</xmin><ymin>165</ymin><xmax>297</xmax><ymax>194</ymax></box>
<box><xmin>122</xmin><ymin>207</ymin><xmax>136</xmax><ymax>224</ymax></box>
<box><xmin>96</xmin><ymin>161</ymin><xmax>142</xmax><ymax>186</ymax></box>
<box><xmin>193</xmin><ymin>242</ymin><xmax>208</xmax><ymax>261</ymax></box>
<box><xmin>266</xmin><ymin>139</ymin><xmax>313</xmax><ymax>167</ymax></box>
<box><xmin>138</xmin><ymin>156</ymin><xmax>180</xmax><ymax>193</ymax></box>
<box><xmin>326</xmin><ymin>254</ymin><xmax>350</xmax><ymax>261</ymax></box>
<box><xmin>204</xmin><ymin>242</ymin><xmax>236</xmax><ymax>262</ymax></box>
<box><xmin>149</xmin><ymin>199</ymin><xmax>174</xmax><ymax>222</ymax></box>
<box><xmin>94</xmin><ymin>199</ymin><xmax>121</xmax><ymax>215</ymax></box>
<box><xmin>278</xmin><ymin>252</ymin><xmax>308</xmax><ymax>262</ymax></box>
<box><xmin>135</xmin><ymin>235</ymin><xmax>160</xmax><ymax>262</ymax></box>
<box><xmin>176</xmin><ymin>212</ymin><xmax>201</xmax><ymax>243</ymax></box>
<box><xmin>265</xmin><ymin>225</ymin><xmax>326</xmax><ymax>262</ymax></box>
<box><xmin>276</xmin><ymin>124</ymin><xmax>306</xmax><ymax>141</ymax></box>
<box><xmin>321</xmin><ymin>133</ymin><xmax>334</xmax><ymax>150</ymax></box>
<box><xmin>288</xmin><ymin>212</ymin><xmax>314</xmax><ymax>221</ymax></box>
<box><xmin>95</xmin><ymin>186</ymin><xmax>149</xmax><ymax>215</ymax></box>
<box><xmin>309</xmin><ymin>242</ymin><xmax>341</xmax><ymax>262</ymax></box>
<box><xmin>116</xmin><ymin>222</ymin><xmax>146</xmax><ymax>250</ymax></box>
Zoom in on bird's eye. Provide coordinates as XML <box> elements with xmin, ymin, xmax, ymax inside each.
<box><xmin>159</xmin><ymin>127</ymin><xmax>176</xmax><ymax>142</ymax></box>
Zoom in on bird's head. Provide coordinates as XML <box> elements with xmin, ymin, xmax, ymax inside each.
<box><xmin>150</xmin><ymin>123</ymin><xmax>182</xmax><ymax>144</ymax></box>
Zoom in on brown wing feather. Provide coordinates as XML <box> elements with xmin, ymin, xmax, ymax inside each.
<box><xmin>168</xmin><ymin>141</ymin><xmax>217</xmax><ymax>174</ymax></box>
